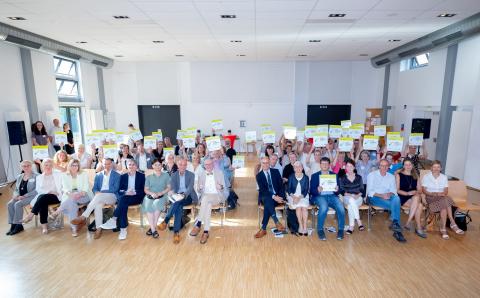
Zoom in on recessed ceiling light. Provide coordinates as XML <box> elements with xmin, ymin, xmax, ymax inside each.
<box><xmin>359</xmin><ymin>54</ymin><xmax>369</xmax><ymax>57</ymax></box>
<box><xmin>175</xmin><ymin>54</ymin><xmax>184</xmax><ymax>57</ymax></box>
<box><xmin>388</xmin><ymin>39</ymin><xmax>401</xmax><ymax>42</ymax></box>
<box><xmin>113</xmin><ymin>15</ymin><xmax>129</xmax><ymax>19</ymax></box>
<box><xmin>329</xmin><ymin>14</ymin><xmax>346</xmax><ymax>18</ymax></box>
<box><xmin>438</xmin><ymin>13</ymin><xmax>456</xmax><ymax>18</ymax></box>
<box><xmin>230</xmin><ymin>40</ymin><xmax>242</xmax><ymax>43</ymax></box>
<box><xmin>309</xmin><ymin>40</ymin><xmax>321</xmax><ymax>43</ymax></box>
<box><xmin>7</xmin><ymin>17</ymin><xmax>26</xmax><ymax>20</ymax></box>
<box><xmin>76</xmin><ymin>41</ymin><xmax>87</xmax><ymax>44</ymax></box>
<box><xmin>298</xmin><ymin>54</ymin><xmax>308</xmax><ymax>57</ymax></box>
<box><xmin>114</xmin><ymin>55</ymin><xmax>124</xmax><ymax>58</ymax></box>
<box><xmin>221</xmin><ymin>15</ymin><xmax>236</xmax><ymax>19</ymax></box>
<box><xmin>152</xmin><ymin>40</ymin><xmax>164</xmax><ymax>43</ymax></box>
<box><xmin>236</xmin><ymin>54</ymin><xmax>246</xmax><ymax>57</ymax></box>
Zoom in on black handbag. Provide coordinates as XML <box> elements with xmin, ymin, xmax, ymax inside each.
<box><xmin>447</xmin><ymin>206</ymin><xmax>472</xmax><ymax>231</ymax></box>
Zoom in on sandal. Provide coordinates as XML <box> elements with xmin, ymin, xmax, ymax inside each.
<box><xmin>358</xmin><ymin>225</ymin><xmax>365</xmax><ymax>231</ymax></box>
<box><xmin>450</xmin><ymin>224</ymin><xmax>464</xmax><ymax>235</ymax></box>
<box><xmin>346</xmin><ymin>229</ymin><xmax>353</xmax><ymax>235</ymax></box>
<box><xmin>440</xmin><ymin>229</ymin><xmax>449</xmax><ymax>240</ymax></box>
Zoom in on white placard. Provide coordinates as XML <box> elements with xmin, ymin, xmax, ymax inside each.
<box><xmin>103</xmin><ymin>145</ymin><xmax>118</xmax><ymax>159</ymax></box>
<box><xmin>152</xmin><ymin>131</ymin><xmax>163</xmax><ymax>141</ymax></box>
<box><xmin>341</xmin><ymin>120</ymin><xmax>352</xmax><ymax>128</ymax></box>
<box><xmin>316</xmin><ymin>125</ymin><xmax>329</xmax><ymax>134</ymax></box>
<box><xmin>206</xmin><ymin>136</ymin><xmax>221</xmax><ymax>151</ymax></box>
<box><xmin>349</xmin><ymin>128</ymin><xmax>363</xmax><ymax>139</ymax></box>
<box><xmin>409</xmin><ymin>133</ymin><xmax>423</xmax><ymax>146</ymax></box>
<box><xmin>86</xmin><ymin>134</ymin><xmax>101</xmax><ymax>147</ymax></box>
<box><xmin>305</xmin><ymin>126</ymin><xmax>316</xmax><ymax>138</ymax></box>
<box><xmin>32</xmin><ymin>146</ymin><xmax>49</xmax><ymax>160</ymax></box>
<box><xmin>338</xmin><ymin>137</ymin><xmax>354</xmax><ymax>152</ymax></box>
<box><xmin>362</xmin><ymin>135</ymin><xmax>379</xmax><ymax>151</ymax></box>
<box><xmin>320</xmin><ymin>174</ymin><xmax>337</xmax><ymax>192</ymax></box>
<box><xmin>104</xmin><ymin>129</ymin><xmax>115</xmax><ymax>142</ymax></box>
<box><xmin>260</xmin><ymin>124</ymin><xmax>272</xmax><ymax>132</ymax></box>
<box><xmin>164</xmin><ymin>147</ymin><xmax>174</xmax><ymax>158</ymax></box>
<box><xmin>129</xmin><ymin>130</ymin><xmax>143</xmax><ymax>142</ymax></box>
<box><xmin>296</xmin><ymin>130</ymin><xmax>305</xmax><ymax>141</ymax></box>
<box><xmin>182</xmin><ymin>135</ymin><xmax>196</xmax><ymax>148</ymax></box>
<box><xmin>54</xmin><ymin>132</ymin><xmax>67</xmax><ymax>145</ymax></box>
<box><xmin>245</xmin><ymin>131</ymin><xmax>257</xmax><ymax>143</ymax></box>
<box><xmin>329</xmin><ymin>125</ymin><xmax>342</xmax><ymax>139</ymax></box>
<box><xmin>283</xmin><ymin>126</ymin><xmax>296</xmax><ymax>140</ymax></box>
<box><xmin>387</xmin><ymin>136</ymin><xmax>404</xmax><ymax>152</ymax></box>
<box><xmin>211</xmin><ymin>120</ymin><xmax>223</xmax><ymax>131</ymax></box>
<box><xmin>262</xmin><ymin>131</ymin><xmax>276</xmax><ymax>144</ymax></box>
<box><xmin>176</xmin><ymin>130</ymin><xmax>185</xmax><ymax>140</ymax></box>
<box><xmin>374</xmin><ymin>125</ymin><xmax>386</xmax><ymax>137</ymax></box>
<box><xmin>232</xmin><ymin>156</ymin><xmax>245</xmax><ymax>168</ymax></box>
<box><xmin>313</xmin><ymin>133</ymin><xmax>328</xmax><ymax>147</ymax></box>
<box><xmin>144</xmin><ymin>136</ymin><xmax>157</xmax><ymax>150</ymax></box>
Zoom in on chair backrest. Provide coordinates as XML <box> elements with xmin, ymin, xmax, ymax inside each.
<box><xmin>448</xmin><ymin>180</ymin><xmax>468</xmax><ymax>201</ymax></box>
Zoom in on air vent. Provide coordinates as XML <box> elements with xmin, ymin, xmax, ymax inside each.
<box><xmin>431</xmin><ymin>31</ymin><xmax>463</xmax><ymax>46</ymax></box>
<box><xmin>375</xmin><ymin>58</ymin><xmax>391</xmax><ymax>66</ymax></box>
<box><xmin>305</xmin><ymin>19</ymin><xmax>355</xmax><ymax>24</ymax></box>
<box><xmin>398</xmin><ymin>48</ymin><xmax>419</xmax><ymax>58</ymax></box>
<box><xmin>57</xmin><ymin>50</ymin><xmax>81</xmax><ymax>60</ymax></box>
<box><xmin>91</xmin><ymin>60</ymin><xmax>108</xmax><ymax>67</ymax></box>
<box><xmin>221</xmin><ymin>15</ymin><xmax>236</xmax><ymax>19</ymax></box>
<box><xmin>5</xmin><ymin>35</ymin><xmax>41</xmax><ymax>49</ymax></box>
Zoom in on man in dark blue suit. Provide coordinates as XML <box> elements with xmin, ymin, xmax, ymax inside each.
<box><xmin>101</xmin><ymin>159</ymin><xmax>145</xmax><ymax>240</ymax></box>
<box><xmin>255</xmin><ymin>157</ymin><xmax>286</xmax><ymax>238</ymax></box>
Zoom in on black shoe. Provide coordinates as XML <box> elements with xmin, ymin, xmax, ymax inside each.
<box><xmin>303</xmin><ymin>233</ymin><xmax>308</xmax><ymax>236</ymax></box>
<box><xmin>6</xmin><ymin>224</ymin><xmax>15</xmax><ymax>235</ymax></box>
<box><xmin>346</xmin><ymin>229</ymin><xmax>353</xmax><ymax>235</ymax></box>
<box><xmin>318</xmin><ymin>230</ymin><xmax>327</xmax><ymax>241</ymax></box>
<box><xmin>146</xmin><ymin>228</ymin><xmax>153</xmax><ymax>236</ymax></box>
<box><xmin>10</xmin><ymin>224</ymin><xmax>24</xmax><ymax>235</ymax></box>
<box><xmin>337</xmin><ymin>230</ymin><xmax>344</xmax><ymax>240</ymax></box>
<box><xmin>389</xmin><ymin>221</ymin><xmax>402</xmax><ymax>232</ymax></box>
<box><xmin>152</xmin><ymin>231</ymin><xmax>159</xmax><ymax>238</ymax></box>
<box><xmin>393</xmin><ymin>231</ymin><xmax>406</xmax><ymax>243</ymax></box>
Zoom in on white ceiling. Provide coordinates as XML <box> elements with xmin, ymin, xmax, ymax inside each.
<box><xmin>0</xmin><ymin>0</ymin><xmax>479</xmax><ymax>61</ymax></box>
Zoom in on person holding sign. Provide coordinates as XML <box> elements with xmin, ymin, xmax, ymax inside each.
<box><xmin>338</xmin><ymin>160</ymin><xmax>365</xmax><ymax>235</ymax></box>
<box><xmin>101</xmin><ymin>159</ymin><xmax>146</xmax><ymax>240</ymax></box>
<box><xmin>71</xmin><ymin>144</ymin><xmax>92</xmax><ymax>170</ymax></box>
<box><xmin>6</xmin><ymin>161</ymin><xmax>38</xmax><ymax>236</ymax></box>
<box><xmin>63</xmin><ymin>123</ymin><xmax>75</xmax><ymax>155</ymax></box>
<box><xmin>421</xmin><ymin>160</ymin><xmax>464</xmax><ymax>240</ymax></box>
<box><xmin>153</xmin><ymin>141</ymin><xmax>165</xmax><ymax>162</ymax></box>
<box><xmin>403</xmin><ymin>142</ymin><xmax>428</xmax><ymax>174</ymax></box>
<box><xmin>116</xmin><ymin>145</ymin><xmax>134</xmax><ymax>172</ymax></box>
<box><xmin>23</xmin><ymin>159</ymin><xmax>63</xmax><ymax>235</ymax></box>
<box><xmin>286</xmin><ymin>161</ymin><xmax>310</xmax><ymax>236</ymax></box>
<box><xmin>71</xmin><ymin>158</ymin><xmax>120</xmax><ymax>240</ymax></box>
<box><xmin>134</xmin><ymin>140</ymin><xmax>154</xmax><ymax>172</ymax></box>
<box><xmin>50</xmin><ymin>159</ymin><xmax>92</xmax><ymax>237</ymax></box>
<box><xmin>355</xmin><ymin>149</ymin><xmax>379</xmax><ymax>189</ymax></box>
<box><xmin>366</xmin><ymin>159</ymin><xmax>406</xmax><ymax>243</ymax></box>
<box><xmin>395</xmin><ymin>159</ymin><xmax>426</xmax><ymax>238</ymax></box>
<box><xmin>142</xmin><ymin>159</ymin><xmax>171</xmax><ymax>239</ymax></box>
<box><xmin>187</xmin><ymin>153</ymin><xmax>205</xmax><ymax>198</ymax></box>
<box><xmin>190</xmin><ymin>158</ymin><xmax>228</xmax><ymax>244</ymax></box>
<box><xmin>157</xmin><ymin>157</ymin><xmax>198</xmax><ymax>244</ymax></box>
<box><xmin>49</xmin><ymin>119</ymin><xmax>63</xmax><ymax>151</ymax></box>
<box><xmin>254</xmin><ymin>157</ymin><xmax>286</xmax><ymax>238</ymax></box>
<box><xmin>310</xmin><ymin>157</ymin><xmax>345</xmax><ymax>241</ymax></box>
<box><xmin>163</xmin><ymin>153</ymin><xmax>178</xmax><ymax>176</ymax></box>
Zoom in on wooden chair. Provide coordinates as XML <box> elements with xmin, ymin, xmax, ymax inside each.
<box><xmin>195</xmin><ymin>200</ymin><xmax>226</xmax><ymax>227</ymax></box>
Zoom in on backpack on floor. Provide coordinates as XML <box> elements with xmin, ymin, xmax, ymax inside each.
<box><xmin>88</xmin><ymin>208</ymin><xmax>115</xmax><ymax>232</ymax></box>
<box><xmin>286</xmin><ymin>208</ymin><xmax>299</xmax><ymax>233</ymax></box>
<box><xmin>446</xmin><ymin>206</ymin><xmax>472</xmax><ymax>231</ymax></box>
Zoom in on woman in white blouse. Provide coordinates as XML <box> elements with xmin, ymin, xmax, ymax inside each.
<box><xmin>51</xmin><ymin>159</ymin><xmax>93</xmax><ymax>237</ymax></box>
<box><xmin>421</xmin><ymin>160</ymin><xmax>464</xmax><ymax>239</ymax></box>
<box><xmin>187</xmin><ymin>152</ymin><xmax>205</xmax><ymax>197</ymax></box>
<box><xmin>71</xmin><ymin>144</ymin><xmax>92</xmax><ymax>169</ymax></box>
<box><xmin>23</xmin><ymin>159</ymin><xmax>63</xmax><ymax>234</ymax></box>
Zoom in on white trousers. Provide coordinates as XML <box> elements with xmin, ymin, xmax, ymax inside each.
<box><xmin>343</xmin><ymin>195</ymin><xmax>363</xmax><ymax>226</ymax></box>
<box><xmin>82</xmin><ymin>193</ymin><xmax>117</xmax><ymax>228</ymax></box>
<box><xmin>196</xmin><ymin>193</ymin><xmax>222</xmax><ymax>231</ymax></box>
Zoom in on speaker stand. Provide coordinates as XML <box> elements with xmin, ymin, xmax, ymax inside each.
<box><xmin>18</xmin><ymin>144</ymin><xmax>23</xmax><ymax>162</ymax></box>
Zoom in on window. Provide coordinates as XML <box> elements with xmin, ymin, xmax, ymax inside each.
<box><xmin>400</xmin><ymin>53</ymin><xmax>430</xmax><ymax>71</ymax></box>
<box><xmin>54</xmin><ymin>56</ymin><xmax>85</xmax><ymax>145</ymax></box>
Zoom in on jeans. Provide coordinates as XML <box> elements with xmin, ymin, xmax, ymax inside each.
<box><xmin>313</xmin><ymin>194</ymin><xmax>345</xmax><ymax>232</ymax></box>
<box><xmin>368</xmin><ymin>194</ymin><xmax>401</xmax><ymax>222</ymax></box>
<box><xmin>260</xmin><ymin>194</ymin><xmax>280</xmax><ymax>230</ymax></box>
<box><xmin>165</xmin><ymin>195</ymin><xmax>193</xmax><ymax>233</ymax></box>
<box><xmin>113</xmin><ymin>194</ymin><xmax>144</xmax><ymax>229</ymax></box>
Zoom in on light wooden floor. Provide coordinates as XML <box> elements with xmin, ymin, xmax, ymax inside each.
<box><xmin>1</xmin><ymin>154</ymin><xmax>480</xmax><ymax>297</ymax></box>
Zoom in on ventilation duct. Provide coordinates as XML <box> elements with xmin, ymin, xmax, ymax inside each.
<box><xmin>0</xmin><ymin>21</ymin><xmax>113</xmax><ymax>68</ymax></box>
<box><xmin>371</xmin><ymin>12</ymin><xmax>480</xmax><ymax>68</ymax></box>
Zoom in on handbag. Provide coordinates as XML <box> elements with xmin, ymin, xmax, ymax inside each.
<box><xmin>447</xmin><ymin>207</ymin><xmax>472</xmax><ymax>231</ymax></box>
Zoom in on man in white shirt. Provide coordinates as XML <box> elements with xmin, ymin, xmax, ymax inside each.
<box><xmin>367</xmin><ymin>159</ymin><xmax>406</xmax><ymax>242</ymax></box>
<box><xmin>189</xmin><ymin>158</ymin><xmax>228</xmax><ymax>244</ymax></box>
<box><xmin>49</xmin><ymin>118</ymin><xmax>63</xmax><ymax>151</ymax></box>
<box><xmin>71</xmin><ymin>158</ymin><xmax>121</xmax><ymax>239</ymax></box>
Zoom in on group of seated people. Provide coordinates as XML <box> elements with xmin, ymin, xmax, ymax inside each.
<box><xmin>255</xmin><ymin>137</ymin><xmax>464</xmax><ymax>242</ymax></box>
<box><xmin>6</xmin><ymin>135</ymin><xmax>237</xmax><ymax>245</ymax></box>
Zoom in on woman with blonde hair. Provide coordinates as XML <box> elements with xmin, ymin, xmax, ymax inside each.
<box><xmin>287</xmin><ymin>161</ymin><xmax>310</xmax><ymax>236</ymax></box>
<box><xmin>53</xmin><ymin>150</ymin><xmax>70</xmax><ymax>172</ymax></box>
<box><xmin>71</xmin><ymin>144</ymin><xmax>92</xmax><ymax>169</ymax></box>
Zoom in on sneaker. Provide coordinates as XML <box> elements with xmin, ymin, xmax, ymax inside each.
<box><xmin>415</xmin><ymin>229</ymin><xmax>427</xmax><ymax>239</ymax></box>
<box><xmin>118</xmin><ymin>229</ymin><xmax>127</xmax><ymax>240</ymax></box>
<box><xmin>71</xmin><ymin>226</ymin><xmax>78</xmax><ymax>237</ymax></box>
<box><xmin>337</xmin><ymin>230</ymin><xmax>344</xmax><ymax>240</ymax></box>
<box><xmin>146</xmin><ymin>228</ymin><xmax>153</xmax><ymax>236</ymax></box>
<box><xmin>393</xmin><ymin>231</ymin><xmax>406</xmax><ymax>243</ymax></box>
<box><xmin>318</xmin><ymin>230</ymin><xmax>327</xmax><ymax>241</ymax></box>
<box><xmin>101</xmin><ymin>218</ymin><xmax>117</xmax><ymax>230</ymax></box>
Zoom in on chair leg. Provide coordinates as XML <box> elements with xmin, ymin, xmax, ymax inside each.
<box><xmin>368</xmin><ymin>205</ymin><xmax>371</xmax><ymax>231</ymax></box>
<box><xmin>283</xmin><ymin>206</ymin><xmax>288</xmax><ymax>233</ymax></box>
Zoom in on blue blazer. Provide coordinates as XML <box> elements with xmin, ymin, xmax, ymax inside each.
<box><xmin>287</xmin><ymin>174</ymin><xmax>309</xmax><ymax>198</ymax></box>
<box><xmin>256</xmin><ymin>168</ymin><xmax>285</xmax><ymax>203</ymax></box>
<box><xmin>92</xmin><ymin>170</ymin><xmax>121</xmax><ymax>197</ymax></box>
<box><xmin>170</xmin><ymin>170</ymin><xmax>198</xmax><ymax>204</ymax></box>
<box><xmin>310</xmin><ymin>171</ymin><xmax>338</xmax><ymax>200</ymax></box>
<box><xmin>118</xmin><ymin>171</ymin><xmax>146</xmax><ymax>198</ymax></box>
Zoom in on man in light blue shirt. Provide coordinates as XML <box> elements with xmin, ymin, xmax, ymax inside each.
<box><xmin>367</xmin><ymin>159</ymin><xmax>406</xmax><ymax>243</ymax></box>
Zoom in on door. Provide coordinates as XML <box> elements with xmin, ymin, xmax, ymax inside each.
<box><xmin>307</xmin><ymin>105</ymin><xmax>351</xmax><ymax>125</ymax></box>
<box><xmin>138</xmin><ymin>105</ymin><xmax>181</xmax><ymax>144</ymax></box>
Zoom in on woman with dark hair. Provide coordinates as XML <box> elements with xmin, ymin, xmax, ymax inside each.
<box><xmin>116</xmin><ymin>144</ymin><xmax>134</xmax><ymax>172</ymax></box>
<box><xmin>396</xmin><ymin>158</ymin><xmax>426</xmax><ymax>238</ymax></box>
<box><xmin>63</xmin><ymin>123</ymin><xmax>75</xmax><ymax>154</ymax></box>
<box><xmin>338</xmin><ymin>159</ymin><xmax>365</xmax><ymax>234</ymax></box>
<box><xmin>31</xmin><ymin>121</ymin><xmax>50</xmax><ymax>146</ymax></box>
<box><xmin>153</xmin><ymin>141</ymin><xmax>165</xmax><ymax>162</ymax></box>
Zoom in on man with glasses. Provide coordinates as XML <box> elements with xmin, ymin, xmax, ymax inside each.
<box><xmin>255</xmin><ymin>156</ymin><xmax>286</xmax><ymax>238</ymax></box>
<box><xmin>367</xmin><ymin>159</ymin><xmax>406</xmax><ymax>242</ymax></box>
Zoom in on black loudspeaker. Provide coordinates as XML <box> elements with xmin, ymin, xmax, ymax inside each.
<box><xmin>411</xmin><ymin>118</ymin><xmax>431</xmax><ymax>139</ymax></box>
<box><xmin>7</xmin><ymin>121</ymin><xmax>28</xmax><ymax>145</ymax></box>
